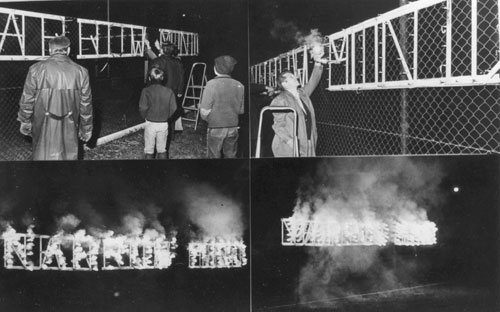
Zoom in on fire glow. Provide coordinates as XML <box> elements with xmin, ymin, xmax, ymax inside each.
<box><xmin>282</xmin><ymin>217</ymin><xmax>437</xmax><ymax>247</ymax></box>
<box><xmin>2</xmin><ymin>228</ymin><xmax>177</xmax><ymax>271</ymax></box>
<box><xmin>188</xmin><ymin>239</ymin><xmax>247</xmax><ymax>269</ymax></box>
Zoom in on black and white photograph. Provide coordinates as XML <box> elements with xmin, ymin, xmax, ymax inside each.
<box><xmin>0</xmin><ymin>160</ymin><xmax>250</xmax><ymax>311</ymax></box>
<box><xmin>1</xmin><ymin>0</ymin><xmax>500</xmax><ymax>311</ymax></box>
<box><xmin>0</xmin><ymin>0</ymin><xmax>248</xmax><ymax>160</ymax></box>
<box><xmin>251</xmin><ymin>156</ymin><xmax>499</xmax><ymax>311</ymax></box>
<box><xmin>250</xmin><ymin>0</ymin><xmax>500</xmax><ymax>158</ymax></box>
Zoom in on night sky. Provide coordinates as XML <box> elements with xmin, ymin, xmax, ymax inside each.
<box><xmin>249</xmin><ymin>0</ymin><xmax>400</xmax><ymax>64</ymax></box>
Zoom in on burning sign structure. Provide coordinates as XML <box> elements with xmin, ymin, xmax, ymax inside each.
<box><xmin>188</xmin><ymin>239</ymin><xmax>247</xmax><ymax>269</ymax></box>
<box><xmin>282</xmin><ymin>217</ymin><xmax>437</xmax><ymax>247</ymax></box>
<box><xmin>2</xmin><ymin>226</ymin><xmax>177</xmax><ymax>271</ymax></box>
<box><xmin>281</xmin><ymin>158</ymin><xmax>441</xmax><ymax>248</ymax></box>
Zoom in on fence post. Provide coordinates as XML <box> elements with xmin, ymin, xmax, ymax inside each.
<box><xmin>399</xmin><ymin>0</ymin><xmax>409</xmax><ymax>154</ymax></box>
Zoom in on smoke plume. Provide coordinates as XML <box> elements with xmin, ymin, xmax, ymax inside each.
<box><xmin>183</xmin><ymin>183</ymin><xmax>244</xmax><ymax>241</ymax></box>
<box><xmin>296</xmin><ymin>28</ymin><xmax>324</xmax><ymax>49</ymax></box>
<box><xmin>56</xmin><ymin>214</ymin><xmax>81</xmax><ymax>233</ymax></box>
<box><xmin>270</xmin><ymin>19</ymin><xmax>325</xmax><ymax>52</ymax></box>
<box><xmin>294</xmin><ymin>158</ymin><xmax>444</xmax><ymax>305</ymax></box>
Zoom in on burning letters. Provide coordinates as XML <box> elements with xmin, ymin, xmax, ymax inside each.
<box><xmin>282</xmin><ymin>217</ymin><xmax>437</xmax><ymax>247</ymax></box>
<box><xmin>188</xmin><ymin>239</ymin><xmax>247</xmax><ymax>269</ymax></box>
<box><xmin>2</xmin><ymin>228</ymin><xmax>177</xmax><ymax>271</ymax></box>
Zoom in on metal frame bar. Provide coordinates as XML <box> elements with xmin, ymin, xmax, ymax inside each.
<box><xmin>471</xmin><ymin>0</ymin><xmax>477</xmax><ymax>76</ymax></box>
<box><xmin>255</xmin><ymin>106</ymin><xmax>299</xmax><ymax>158</ymax></box>
<box><xmin>2</xmin><ymin>234</ymin><xmax>175</xmax><ymax>271</ymax></box>
<box><xmin>41</xmin><ymin>236</ymin><xmax>72</xmax><ymax>270</ymax></box>
<box><xmin>281</xmin><ymin>218</ymin><xmax>436</xmax><ymax>247</ymax></box>
<box><xmin>250</xmin><ymin>0</ymin><xmax>500</xmax><ymax>90</ymax></box>
<box><xmin>3</xmin><ymin>234</ymin><xmax>50</xmax><ymax>270</ymax></box>
<box><xmin>159</xmin><ymin>28</ymin><xmax>199</xmax><ymax>56</ymax></box>
<box><xmin>188</xmin><ymin>241</ymin><xmax>247</xmax><ymax>269</ymax></box>
<box><xmin>445</xmin><ymin>0</ymin><xmax>452</xmax><ymax>78</ymax></box>
<box><xmin>0</xmin><ymin>7</ymin><xmax>198</xmax><ymax>60</ymax></box>
<box><xmin>77</xmin><ymin>18</ymin><xmax>146</xmax><ymax>59</ymax></box>
<box><xmin>0</xmin><ymin>8</ymin><xmax>65</xmax><ymax>60</ymax></box>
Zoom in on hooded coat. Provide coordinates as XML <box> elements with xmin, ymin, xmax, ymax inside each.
<box><xmin>270</xmin><ymin>64</ymin><xmax>323</xmax><ymax>157</ymax></box>
<box><xmin>18</xmin><ymin>54</ymin><xmax>93</xmax><ymax>160</ymax></box>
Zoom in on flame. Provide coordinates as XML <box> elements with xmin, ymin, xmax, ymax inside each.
<box><xmin>41</xmin><ymin>232</ymin><xmax>69</xmax><ymax>270</ymax></box>
<box><xmin>102</xmin><ymin>233</ymin><xmax>176</xmax><ymax>270</ymax></box>
<box><xmin>392</xmin><ymin>220</ymin><xmax>437</xmax><ymax>246</ymax></box>
<box><xmin>73</xmin><ymin>230</ymin><xmax>100</xmax><ymax>271</ymax></box>
<box><xmin>282</xmin><ymin>217</ymin><xmax>437</xmax><ymax>247</ymax></box>
<box><xmin>2</xmin><ymin>227</ymin><xmax>177</xmax><ymax>271</ymax></box>
<box><xmin>188</xmin><ymin>238</ymin><xmax>247</xmax><ymax>269</ymax></box>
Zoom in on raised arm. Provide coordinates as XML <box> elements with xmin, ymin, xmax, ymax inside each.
<box><xmin>303</xmin><ymin>63</ymin><xmax>324</xmax><ymax>97</ymax></box>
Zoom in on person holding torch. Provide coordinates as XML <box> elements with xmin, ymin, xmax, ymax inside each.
<box><xmin>270</xmin><ymin>43</ymin><xmax>327</xmax><ymax>157</ymax></box>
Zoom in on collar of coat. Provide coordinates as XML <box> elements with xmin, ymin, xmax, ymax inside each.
<box><xmin>277</xmin><ymin>88</ymin><xmax>311</xmax><ymax>113</ymax></box>
<box><xmin>281</xmin><ymin>88</ymin><xmax>307</xmax><ymax>101</ymax></box>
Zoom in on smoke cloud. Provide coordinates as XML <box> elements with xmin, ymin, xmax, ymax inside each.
<box><xmin>270</xmin><ymin>19</ymin><xmax>325</xmax><ymax>51</ymax></box>
<box><xmin>293</xmin><ymin>158</ymin><xmax>445</xmax><ymax>305</ymax></box>
<box><xmin>296</xmin><ymin>28</ymin><xmax>324</xmax><ymax>49</ymax></box>
<box><xmin>56</xmin><ymin>214</ymin><xmax>81</xmax><ymax>233</ymax></box>
<box><xmin>183</xmin><ymin>183</ymin><xmax>244</xmax><ymax>241</ymax></box>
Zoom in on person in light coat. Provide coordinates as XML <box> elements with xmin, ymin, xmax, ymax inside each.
<box><xmin>270</xmin><ymin>49</ymin><xmax>326</xmax><ymax>157</ymax></box>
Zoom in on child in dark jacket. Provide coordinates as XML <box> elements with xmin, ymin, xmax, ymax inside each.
<box><xmin>139</xmin><ymin>68</ymin><xmax>177</xmax><ymax>159</ymax></box>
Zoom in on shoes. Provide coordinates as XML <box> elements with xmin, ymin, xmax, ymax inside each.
<box><xmin>144</xmin><ymin>153</ymin><xmax>155</xmax><ymax>159</ymax></box>
<box><xmin>157</xmin><ymin>152</ymin><xmax>167</xmax><ymax>159</ymax></box>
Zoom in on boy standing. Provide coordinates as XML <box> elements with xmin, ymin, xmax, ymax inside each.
<box><xmin>139</xmin><ymin>68</ymin><xmax>177</xmax><ymax>159</ymax></box>
<box><xmin>200</xmin><ymin>55</ymin><xmax>245</xmax><ymax>158</ymax></box>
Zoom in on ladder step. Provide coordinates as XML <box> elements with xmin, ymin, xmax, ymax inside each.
<box><xmin>184</xmin><ymin>96</ymin><xmax>201</xmax><ymax>100</ymax></box>
<box><xmin>183</xmin><ymin>107</ymin><xmax>198</xmax><ymax>111</ymax></box>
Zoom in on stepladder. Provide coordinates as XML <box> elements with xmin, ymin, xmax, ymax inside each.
<box><xmin>181</xmin><ymin>62</ymin><xmax>207</xmax><ymax>130</ymax></box>
<box><xmin>255</xmin><ymin>106</ymin><xmax>299</xmax><ymax>158</ymax></box>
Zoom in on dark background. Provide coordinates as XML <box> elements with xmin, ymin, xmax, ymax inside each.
<box><xmin>249</xmin><ymin>0</ymin><xmax>400</xmax><ymax>64</ymax></box>
<box><xmin>251</xmin><ymin>156</ymin><xmax>500</xmax><ymax>311</ymax></box>
<box><xmin>0</xmin><ymin>159</ymin><xmax>250</xmax><ymax>312</ymax></box>
<box><xmin>1</xmin><ymin>0</ymin><xmax>248</xmax><ymax>82</ymax></box>
<box><xmin>0</xmin><ymin>0</ymin><xmax>250</xmax><ymax>158</ymax></box>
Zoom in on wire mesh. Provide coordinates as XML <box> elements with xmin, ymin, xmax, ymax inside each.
<box><xmin>0</xmin><ymin>7</ymin><xmax>198</xmax><ymax>160</ymax></box>
<box><xmin>252</xmin><ymin>0</ymin><xmax>500</xmax><ymax>156</ymax></box>
<box><xmin>314</xmin><ymin>77</ymin><xmax>500</xmax><ymax>155</ymax></box>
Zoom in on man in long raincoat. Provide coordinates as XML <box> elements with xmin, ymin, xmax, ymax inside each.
<box><xmin>17</xmin><ymin>36</ymin><xmax>93</xmax><ymax>160</ymax></box>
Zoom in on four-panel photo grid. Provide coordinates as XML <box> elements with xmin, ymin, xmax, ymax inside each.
<box><xmin>0</xmin><ymin>0</ymin><xmax>499</xmax><ymax>311</ymax></box>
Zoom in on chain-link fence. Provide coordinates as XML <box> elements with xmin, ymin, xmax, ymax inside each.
<box><xmin>0</xmin><ymin>7</ymin><xmax>198</xmax><ymax>160</ymax></box>
<box><xmin>252</xmin><ymin>0</ymin><xmax>500</xmax><ymax>156</ymax></box>
<box><xmin>314</xmin><ymin>78</ymin><xmax>500</xmax><ymax>155</ymax></box>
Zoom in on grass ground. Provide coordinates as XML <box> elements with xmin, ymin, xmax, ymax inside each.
<box><xmin>84</xmin><ymin>121</ymin><xmax>207</xmax><ymax>160</ymax></box>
